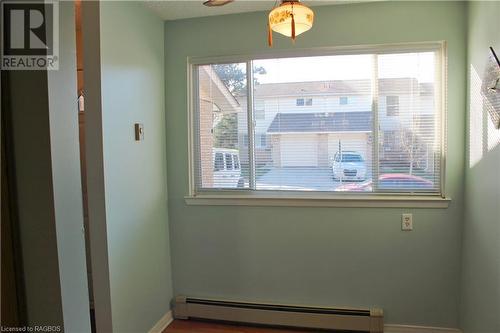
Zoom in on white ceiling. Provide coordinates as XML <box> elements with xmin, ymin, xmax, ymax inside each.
<box><xmin>145</xmin><ymin>1</ymin><xmax>364</xmax><ymax>21</ymax></box>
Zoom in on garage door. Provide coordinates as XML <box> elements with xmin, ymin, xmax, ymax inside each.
<box><xmin>281</xmin><ymin>135</ymin><xmax>318</xmax><ymax>167</ymax></box>
<box><xmin>328</xmin><ymin>134</ymin><xmax>369</xmax><ymax>161</ymax></box>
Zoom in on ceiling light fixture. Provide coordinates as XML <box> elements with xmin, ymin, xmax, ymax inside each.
<box><xmin>268</xmin><ymin>0</ymin><xmax>314</xmax><ymax>47</ymax></box>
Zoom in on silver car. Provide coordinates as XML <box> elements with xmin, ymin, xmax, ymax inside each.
<box><xmin>332</xmin><ymin>151</ymin><xmax>367</xmax><ymax>181</ymax></box>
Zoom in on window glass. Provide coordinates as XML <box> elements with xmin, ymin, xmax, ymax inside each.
<box><xmin>386</xmin><ymin>95</ymin><xmax>400</xmax><ymax>116</ymax></box>
<box><xmin>377</xmin><ymin>52</ymin><xmax>439</xmax><ymax>192</ymax></box>
<box><xmin>214</xmin><ymin>153</ymin><xmax>224</xmax><ymax>171</ymax></box>
<box><xmin>253</xmin><ymin>55</ymin><xmax>372</xmax><ymax>191</ymax></box>
<box><xmin>225</xmin><ymin>153</ymin><xmax>233</xmax><ymax>170</ymax></box>
<box><xmin>260</xmin><ymin>134</ymin><xmax>267</xmax><ymax>147</ymax></box>
<box><xmin>193</xmin><ymin>48</ymin><xmax>442</xmax><ymax>195</ymax></box>
<box><xmin>197</xmin><ymin>63</ymin><xmax>248</xmax><ymax>189</ymax></box>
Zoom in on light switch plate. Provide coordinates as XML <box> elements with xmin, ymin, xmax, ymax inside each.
<box><xmin>402</xmin><ymin>213</ymin><xmax>413</xmax><ymax>231</ymax></box>
<box><xmin>135</xmin><ymin>123</ymin><xmax>144</xmax><ymax>141</ymax></box>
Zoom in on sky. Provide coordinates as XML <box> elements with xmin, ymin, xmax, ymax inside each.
<box><xmin>253</xmin><ymin>52</ymin><xmax>436</xmax><ymax>84</ymax></box>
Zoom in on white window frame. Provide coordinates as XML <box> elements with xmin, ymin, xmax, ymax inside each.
<box><xmin>186</xmin><ymin>42</ymin><xmax>450</xmax><ymax>208</ymax></box>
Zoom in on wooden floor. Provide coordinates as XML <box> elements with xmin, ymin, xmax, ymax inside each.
<box><xmin>163</xmin><ymin>320</ymin><xmax>320</xmax><ymax>333</ymax></box>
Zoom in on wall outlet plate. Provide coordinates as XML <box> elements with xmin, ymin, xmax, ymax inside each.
<box><xmin>402</xmin><ymin>213</ymin><xmax>413</xmax><ymax>231</ymax></box>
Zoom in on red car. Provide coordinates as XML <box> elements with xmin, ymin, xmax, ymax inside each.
<box><xmin>335</xmin><ymin>173</ymin><xmax>434</xmax><ymax>192</ymax></box>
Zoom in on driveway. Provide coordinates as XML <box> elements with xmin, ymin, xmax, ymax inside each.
<box><xmin>256</xmin><ymin>167</ymin><xmax>340</xmax><ymax>191</ymax></box>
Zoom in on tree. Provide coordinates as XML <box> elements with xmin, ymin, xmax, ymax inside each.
<box><xmin>212</xmin><ymin>64</ymin><xmax>266</xmax><ymax>96</ymax></box>
<box><xmin>213</xmin><ymin>113</ymin><xmax>238</xmax><ymax>149</ymax></box>
<box><xmin>397</xmin><ymin>122</ymin><xmax>427</xmax><ymax>175</ymax></box>
<box><xmin>211</xmin><ymin>64</ymin><xmax>267</xmax><ymax>148</ymax></box>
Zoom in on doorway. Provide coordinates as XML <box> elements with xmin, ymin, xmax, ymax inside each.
<box><xmin>75</xmin><ymin>0</ymin><xmax>95</xmax><ymax>331</ymax></box>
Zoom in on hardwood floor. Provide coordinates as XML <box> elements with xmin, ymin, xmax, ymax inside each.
<box><xmin>163</xmin><ymin>320</ymin><xmax>320</xmax><ymax>333</ymax></box>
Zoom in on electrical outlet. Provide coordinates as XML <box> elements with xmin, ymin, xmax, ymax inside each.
<box><xmin>402</xmin><ymin>213</ymin><xmax>413</xmax><ymax>231</ymax></box>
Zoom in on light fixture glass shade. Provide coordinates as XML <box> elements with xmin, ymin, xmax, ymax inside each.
<box><xmin>268</xmin><ymin>1</ymin><xmax>314</xmax><ymax>38</ymax></box>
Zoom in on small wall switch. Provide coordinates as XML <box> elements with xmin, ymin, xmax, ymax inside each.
<box><xmin>402</xmin><ymin>213</ymin><xmax>413</xmax><ymax>231</ymax></box>
<box><xmin>134</xmin><ymin>123</ymin><xmax>144</xmax><ymax>141</ymax></box>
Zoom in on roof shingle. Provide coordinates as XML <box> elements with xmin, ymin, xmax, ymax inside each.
<box><xmin>267</xmin><ymin>112</ymin><xmax>373</xmax><ymax>133</ymax></box>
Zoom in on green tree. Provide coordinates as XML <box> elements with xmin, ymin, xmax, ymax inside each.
<box><xmin>213</xmin><ymin>113</ymin><xmax>238</xmax><ymax>149</ymax></box>
<box><xmin>212</xmin><ymin>64</ymin><xmax>266</xmax><ymax>96</ymax></box>
<box><xmin>211</xmin><ymin>64</ymin><xmax>266</xmax><ymax>148</ymax></box>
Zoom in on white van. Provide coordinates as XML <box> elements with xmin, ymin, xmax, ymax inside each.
<box><xmin>213</xmin><ymin>148</ymin><xmax>243</xmax><ymax>188</ymax></box>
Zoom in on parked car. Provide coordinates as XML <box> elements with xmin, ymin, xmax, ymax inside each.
<box><xmin>335</xmin><ymin>173</ymin><xmax>434</xmax><ymax>192</ymax></box>
<box><xmin>331</xmin><ymin>151</ymin><xmax>367</xmax><ymax>181</ymax></box>
<box><xmin>213</xmin><ymin>148</ymin><xmax>244</xmax><ymax>188</ymax></box>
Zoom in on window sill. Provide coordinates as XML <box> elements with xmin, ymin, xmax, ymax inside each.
<box><xmin>184</xmin><ymin>194</ymin><xmax>451</xmax><ymax>208</ymax></box>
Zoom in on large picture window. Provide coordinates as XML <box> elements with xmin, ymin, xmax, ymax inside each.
<box><xmin>190</xmin><ymin>44</ymin><xmax>445</xmax><ymax>196</ymax></box>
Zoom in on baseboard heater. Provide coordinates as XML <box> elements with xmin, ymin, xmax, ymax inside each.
<box><xmin>174</xmin><ymin>296</ymin><xmax>383</xmax><ymax>332</ymax></box>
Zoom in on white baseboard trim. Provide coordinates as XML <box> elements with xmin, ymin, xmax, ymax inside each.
<box><xmin>385</xmin><ymin>324</ymin><xmax>462</xmax><ymax>333</ymax></box>
<box><xmin>149</xmin><ymin>310</ymin><xmax>173</xmax><ymax>333</ymax></box>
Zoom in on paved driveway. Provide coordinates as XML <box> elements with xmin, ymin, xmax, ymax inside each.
<box><xmin>256</xmin><ymin>167</ymin><xmax>340</xmax><ymax>191</ymax></box>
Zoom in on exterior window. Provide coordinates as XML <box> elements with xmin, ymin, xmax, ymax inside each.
<box><xmin>192</xmin><ymin>45</ymin><xmax>444</xmax><ymax>196</ymax></box>
<box><xmin>297</xmin><ymin>98</ymin><xmax>312</xmax><ymax>106</ymax></box>
<box><xmin>386</xmin><ymin>95</ymin><xmax>400</xmax><ymax>116</ymax></box>
<box><xmin>260</xmin><ymin>134</ymin><xmax>267</xmax><ymax>147</ymax></box>
<box><xmin>214</xmin><ymin>153</ymin><xmax>224</xmax><ymax>172</ymax></box>
<box><xmin>225</xmin><ymin>153</ymin><xmax>233</xmax><ymax>170</ymax></box>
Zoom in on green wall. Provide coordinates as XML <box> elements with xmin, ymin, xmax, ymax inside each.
<box><xmin>47</xmin><ymin>2</ymin><xmax>92</xmax><ymax>331</ymax></box>
<box><xmin>165</xmin><ymin>1</ymin><xmax>467</xmax><ymax>326</ymax></box>
<box><xmin>99</xmin><ymin>2</ymin><xmax>172</xmax><ymax>331</ymax></box>
<box><xmin>460</xmin><ymin>2</ymin><xmax>500</xmax><ymax>332</ymax></box>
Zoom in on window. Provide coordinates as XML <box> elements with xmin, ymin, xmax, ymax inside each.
<box><xmin>386</xmin><ymin>95</ymin><xmax>400</xmax><ymax>116</ymax></box>
<box><xmin>214</xmin><ymin>153</ymin><xmax>224</xmax><ymax>172</ymax></box>
<box><xmin>225</xmin><ymin>153</ymin><xmax>233</xmax><ymax>170</ymax></box>
<box><xmin>260</xmin><ymin>134</ymin><xmax>267</xmax><ymax>147</ymax></box>
<box><xmin>191</xmin><ymin>44</ymin><xmax>444</xmax><ymax>197</ymax></box>
<box><xmin>297</xmin><ymin>98</ymin><xmax>312</xmax><ymax>106</ymax></box>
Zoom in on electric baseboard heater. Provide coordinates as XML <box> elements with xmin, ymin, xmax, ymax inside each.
<box><xmin>174</xmin><ymin>296</ymin><xmax>384</xmax><ymax>332</ymax></box>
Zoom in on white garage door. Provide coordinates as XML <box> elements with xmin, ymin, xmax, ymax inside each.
<box><xmin>281</xmin><ymin>135</ymin><xmax>318</xmax><ymax>167</ymax></box>
<box><xmin>328</xmin><ymin>134</ymin><xmax>369</xmax><ymax>161</ymax></box>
